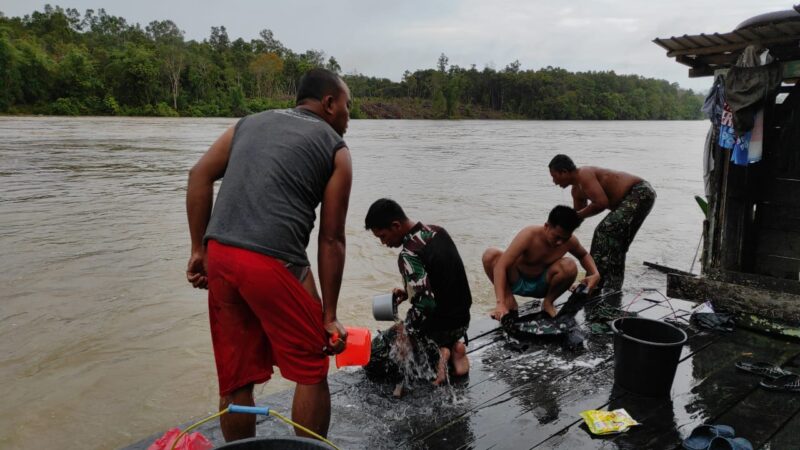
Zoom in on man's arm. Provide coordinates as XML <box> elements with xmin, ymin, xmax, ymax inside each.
<box><xmin>575</xmin><ymin>171</ymin><xmax>609</xmax><ymax>219</ymax></box>
<box><xmin>399</xmin><ymin>250</ymin><xmax>436</xmax><ymax>333</ymax></box>
<box><xmin>568</xmin><ymin>237</ymin><xmax>601</xmax><ymax>292</ymax></box>
<box><xmin>571</xmin><ymin>186</ymin><xmax>588</xmax><ymax>211</ymax></box>
<box><xmin>318</xmin><ymin>147</ymin><xmax>352</xmax><ymax>350</ymax></box>
<box><xmin>185</xmin><ymin>125</ymin><xmax>235</xmax><ymax>289</ymax></box>
<box><xmin>492</xmin><ymin>228</ymin><xmax>530</xmax><ymax>312</ymax></box>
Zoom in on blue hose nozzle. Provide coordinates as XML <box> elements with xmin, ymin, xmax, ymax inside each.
<box><xmin>228</xmin><ymin>404</ymin><xmax>270</xmax><ymax>416</ymax></box>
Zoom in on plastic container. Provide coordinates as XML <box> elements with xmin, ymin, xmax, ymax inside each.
<box><xmin>611</xmin><ymin>317</ymin><xmax>687</xmax><ymax>397</ymax></box>
<box><xmin>372</xmin><ymin>293</ymin><xmax>397</xmax><ymax>321</ymax></box>
<box><xmin>214</xmin><ymin>436</ymin><xmax>330</xmax><ymax>449</ymax></box>
<box><xmin>334</xmin><ymin>327</ymin><xmax>372</xmax><ymax>368</ymax></box>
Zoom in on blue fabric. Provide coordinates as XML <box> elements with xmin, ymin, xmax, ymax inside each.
<box><xmin>731</xmin><ymin>130</ymin><xmax>752</xmax><ymax>166</ymax></box>
<box><xmin>511</xmin><ymin>269</ymin><xmax>549</xmax><ymax>298</ymax></box>
<box><xmin>719</xmin><ymin>123</ymin><xmax>736</xmax><ymax>149</ymax></box>
<box><xmin>708</xmin><ymin>436</ymin><xmax>753</xmax><ymax>450</ymax></box>
<box><xmin>682</xmin><ymin>424</ymin><xmax>736</xmax><ymax>450</ymax></box>
<box><xmin>703</xmin><ymin>75</ymin><xmax>726</xmax><ymax>127</ymax></box>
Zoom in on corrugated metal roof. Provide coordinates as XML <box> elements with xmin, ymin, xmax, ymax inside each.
<box><xmin>654</xmin><ymin>20</ymin><xmax>800</xmax><ymax>77</ymax></box>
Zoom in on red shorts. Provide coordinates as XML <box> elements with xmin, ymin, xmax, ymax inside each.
<box><xmin>206</xmin><ymin>240</ymin><xmax>329</xmax><ymax>396</ymax></box>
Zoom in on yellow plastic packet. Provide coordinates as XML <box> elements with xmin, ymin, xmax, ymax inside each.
<box><xmin>579</xmin><ymin>408</ymin><xmax>640</xmax><ymax>435</ymax></box>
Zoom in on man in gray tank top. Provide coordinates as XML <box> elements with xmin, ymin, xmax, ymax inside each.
<box><xmin>186</xmin><ymin>69</ymin><xmax>352</xmax><ymax>443</ymax></box>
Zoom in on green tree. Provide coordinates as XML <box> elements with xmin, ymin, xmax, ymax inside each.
<box><xmin>147</xmin><ymin>20</ymin><xmax>185</xmax><ymax>110</ymax></box>
<box><xmin>326</xmin><ymin>56</ymin><xmax>341</xmax><ymax>74</ymax></box>
<box><xmin>0</xmin><ymin>32</ymin><xmax>22</xmax><ymax>110</ymax></box>
<box><xmin>249</xmin><ymin>52</ymin><xmax>283</xmax><ymax>98</ymax></box>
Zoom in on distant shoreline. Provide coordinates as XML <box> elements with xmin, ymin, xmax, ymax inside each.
<box><xmin>0</xmin><ymin>98</ymin><xmax>704</xmax><ymax>121</ymax></box>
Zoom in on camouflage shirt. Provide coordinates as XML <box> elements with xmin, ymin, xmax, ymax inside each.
<box><xmin>398</xmin><ymin>222</ymin><xmax>471</xmax><ymax>334</ymax></box>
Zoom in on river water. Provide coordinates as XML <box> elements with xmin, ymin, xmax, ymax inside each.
<box><xmin>0</xmin><ymin>117</ymin><xmax>707</xmax><ymax>449</ymax></box>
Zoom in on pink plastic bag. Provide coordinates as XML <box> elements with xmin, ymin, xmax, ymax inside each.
<box><xmin>147</xmin><ymin>427</ymin><xmax>213</xmax><ymax>450</ymax></box>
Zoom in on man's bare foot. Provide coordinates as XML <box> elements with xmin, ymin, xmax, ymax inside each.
<box><xmin>451</xmin><ymin>341</ymin><xmax>469</xmax><ymax>377</ymax></box>
<box><xmin>433</xmin><ymin>347</ymin><xmax>451</xmax><ymax>386</ymax></box>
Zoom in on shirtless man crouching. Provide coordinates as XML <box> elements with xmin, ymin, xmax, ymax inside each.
<box><xmin>483</xmin><ymin>205</ymin><xmax>600</xmax><ymax>320</ymax></box>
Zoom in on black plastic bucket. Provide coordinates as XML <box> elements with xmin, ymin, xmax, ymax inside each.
<box><xmin>215</xmin><ymin>436</ymin><xmax>331</xmax><ymax>449</ymax></box>
<box><xmin>611</xmin><ymin>317</ymin><xmax>687</xmax><ymax>397</ymax></box>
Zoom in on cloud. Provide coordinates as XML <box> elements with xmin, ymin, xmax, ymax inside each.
<box><xmin>1</xmin><ymin>0</ymin><xmax>793</xmax><ymax>91</ymax></box>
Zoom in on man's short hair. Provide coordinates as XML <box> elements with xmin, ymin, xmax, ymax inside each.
<box><xmin>547</xmin><ymin>205</ymin><xmax>583</xmax><ymax>232</ymax></box>
<box><xmin>365</xmin><ymin>198</ymin><xmax>408</xmax><ymax>230</ymax></box>
<box><xmin>549</xmin><ymin>154</ymin><xmax>577</xmax><ymax>172</ymax></box>
<box><xmin>296</xmin><ymin>68</ymin><xmax>344</xmax><ymax>104</ymax></box>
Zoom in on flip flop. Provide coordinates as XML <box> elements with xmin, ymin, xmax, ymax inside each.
<box><xmin>735</xmin><ymin>361</ymin><xmax>793</xmax><ymax>379</ymax></box>
<box><xmin>708</xmin><ymin>436</ymin><xmax>754</xmax><ymax>450</ymax></box>
<box><xmin>760</xmin><ymin>374</ymin><xmax>800</xmax><ymax>392</ymax></box>
<box><xmin>682</xmin><ymin>424</ymin><xmax>735</xmax><ymax>450</ymax></box>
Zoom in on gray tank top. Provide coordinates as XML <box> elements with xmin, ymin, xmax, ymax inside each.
<box><xmin>204</xmin><ymin>108</ymin><xmax>346</xmax><ymax>266</ymax></box>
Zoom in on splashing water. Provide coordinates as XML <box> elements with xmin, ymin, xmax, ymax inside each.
<box><xmin>388</xmin><ymin>332</ymin><xmax>438</xmax><ymax>386</ymax></box>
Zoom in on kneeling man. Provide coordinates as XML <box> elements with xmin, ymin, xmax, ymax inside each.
<box><xmin>483</xmin><ymin>205</ymin><xmax>600</xmax><ymax>320</ymax></box>
<box><xmin>365</xmin><ymin>198</ymin><xmax>471</xmax><ymax>385</ymax></box>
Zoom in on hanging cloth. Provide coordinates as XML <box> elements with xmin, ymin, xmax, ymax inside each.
<box><xmin>724</xmin><ymin>46</ymin><xmax>781</xmax><ymax>134</ymax></box>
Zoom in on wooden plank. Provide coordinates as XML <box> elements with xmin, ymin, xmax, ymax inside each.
<box><xmin>342</xmin><ymin>293</ymin><xmax>659</xmax><ymax>447</ymax></box>
<box><xmin>761</xmin><ymin>407</ymin><xmax>800</xmax><ymax>449</ymax></box>
<box><xmin>643</xmin><ymin>261</ymin><xmax>696</xmax><ymax>277</ymax></box>
<box><xmin>419</xmin><ymin>308</ymin><xmax>715</xmax><ymax>449</ymax></box>
<box><xmin>695</xmin><ymin>33</ymin><xmax>716</xmax><ymax>47</ymax></box>
<box><xmin>535</xmin><ymin>329</ymin><xmax>800</xmax><ymax>450</ymax></box>
<box><xmin>703</xmin><ymin>145</ymin><xmax>727</xmax><ymax>272</ymax></box>
<box><xmin>783</xmin><ymin>60</ymin><xmax>800</xmax><ymax>78</ymax></box>
<box><xmin>120</xmin><ymin>293</ymin><xmax>685</xmax><ymax>450</ymax></box>
<box><xmin>609</xmin><ymin>330</ymin><xmax>800</xmax><ymax>450</ymax></box>
<box><xmin>754</xmin><ymin>254</ymin><xmax>800</xmax><ymax>279</ymax></box>
<box><xmin>736</xmin><ymin>314</ymin><xmax>800</xmax><ymax>341</ymax></box>
<box><xmin>417</xmin><ymin>357</ymin><xmax>619</xmax><ymax>449</ymax></box>
<box><xmin>405</xmin><ymin>298</ymin><xmax>674</xmax><ymax>447</ymax></box>
<box><xmin>720</xmin><ymin>162</ymin><xmax>755</xmax><ymax>272</ymax></box>
<box><xmin>707</xmin><ymin>268</ymin><xmax>800</xmax><ymax>295</ymax></box>
<box><xmin>708</xmin><ymin>363</ymin><xmax>800</xmax><ymax>448</ymax></box>
<box><xmin>755</xmin><ymin>229</ymin><xmax>800</xmax><ymax>259</ymax></box>
<box><xmin>675</xmin><ymin>55</ymin><xmax>700</xmax><ymax>68</ymax></box>
<box><xmin>693</xmin><ymin>53</ymin><xmax>739</xmax><ymax>66</ymax></box>
<box><xmin>761</xmin><ymin>178</ymin><xmax>800</xmax><ymax>208</ymax></box>
<box><xmin>754</xmin><ymin>203</ymin><xmax>800</xmax><ymax>233</ymax></box>
<box><xmin>666</xmin><ymin>274</ymin><xmax>800</xmax><ymax>323</ymax></box>
<box><xmin>689</xmin><ymin>66</ymin><xmax>716</xmax><ymax>78</ymax></box>
<box><xmin>667</xmin><ymin>35</ymin><xmax>800</xmax><ymax>57</ymax></box>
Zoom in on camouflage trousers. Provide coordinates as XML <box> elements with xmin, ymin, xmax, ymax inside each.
<box><xmin>363</xmin><ymin>324</ymin><xmax>467</xmax><ymax>382</ymax></box>
<box><xmin>590</xmin><ymin>181</ymin><xmax>656</xmax><ymax>292</ymax></box>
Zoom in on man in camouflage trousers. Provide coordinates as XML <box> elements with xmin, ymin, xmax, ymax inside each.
<box><xmin>364</xmin><ymin>198</ymin><xmax>471</xmax><ymax>386</ymax></box>
<box><xmin>548</xmin><ymin>154</ymin><xmax>656</xmax><ymax>292</ymax></box>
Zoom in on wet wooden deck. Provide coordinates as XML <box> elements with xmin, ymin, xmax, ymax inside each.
<box><xmin>125</xmin><ymin>289</ymin><xmax>800</xmax><ymax>450</ymax></box>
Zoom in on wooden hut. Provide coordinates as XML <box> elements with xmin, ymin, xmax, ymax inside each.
<box><xmin>654</xmin><ymin>6</ymin><xmax>800</xmax><ymax>335</ymax></box>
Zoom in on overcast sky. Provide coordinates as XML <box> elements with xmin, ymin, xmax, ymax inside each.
<box><xmin>1</xmin><ymin>1</ymin><xmax>793</xmax><ymax>92</ymax></box>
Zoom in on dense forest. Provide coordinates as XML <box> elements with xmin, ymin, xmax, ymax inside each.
<box><xmin>0</xmin><ymin>5</ymin><xmax>704</xmax><ymax>119</ymax></box>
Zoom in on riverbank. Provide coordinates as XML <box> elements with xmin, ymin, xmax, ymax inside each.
<box><xmin>0</xmin><ymin>97</ymin><xmax>623</xmax><ymax>120</ymax></box>
<box><xmin>355</xmin><ymin>97</ymin><xmax>518</xmax><ymax>120</ymax></box>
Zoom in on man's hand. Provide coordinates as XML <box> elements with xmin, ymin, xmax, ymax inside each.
<box><xmin>581</xmin><ymin>273</ymin><xmax>601</xmax><ymax>293</ymax></box>
<box><xmin>392</xmin><ymin>287</ymin><xmax>408</xmax><ymax>305</ymax></box>
<box><xmin>186</xmin><ymin>250</ymin><xmax>208</xmax><ymax>289</ymax></box>
<box><xmin>491</xmin><ymin>302</ymin><xmax>515</xmax><ymax>321</ymax></box>
<box><xmin>324</xmin><ymin>319</ymin><xmax>347</xmax><ymax>355</ymax></box>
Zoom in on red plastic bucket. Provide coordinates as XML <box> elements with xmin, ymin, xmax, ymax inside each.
<box><xmin>335</xmin><ymin>327</ymin><xmax>371</xmax><ymax>368</ymax></box>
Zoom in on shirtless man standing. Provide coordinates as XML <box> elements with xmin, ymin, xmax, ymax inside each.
<box><xmin>548</xmin><ymin>154</ymin><xmax>656</xmax><ymax>292</ymax></box>
<box><xmin>483</xmin><ymin>205</ymin><xmax>600</xmax><ymax>320</ymax></box>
